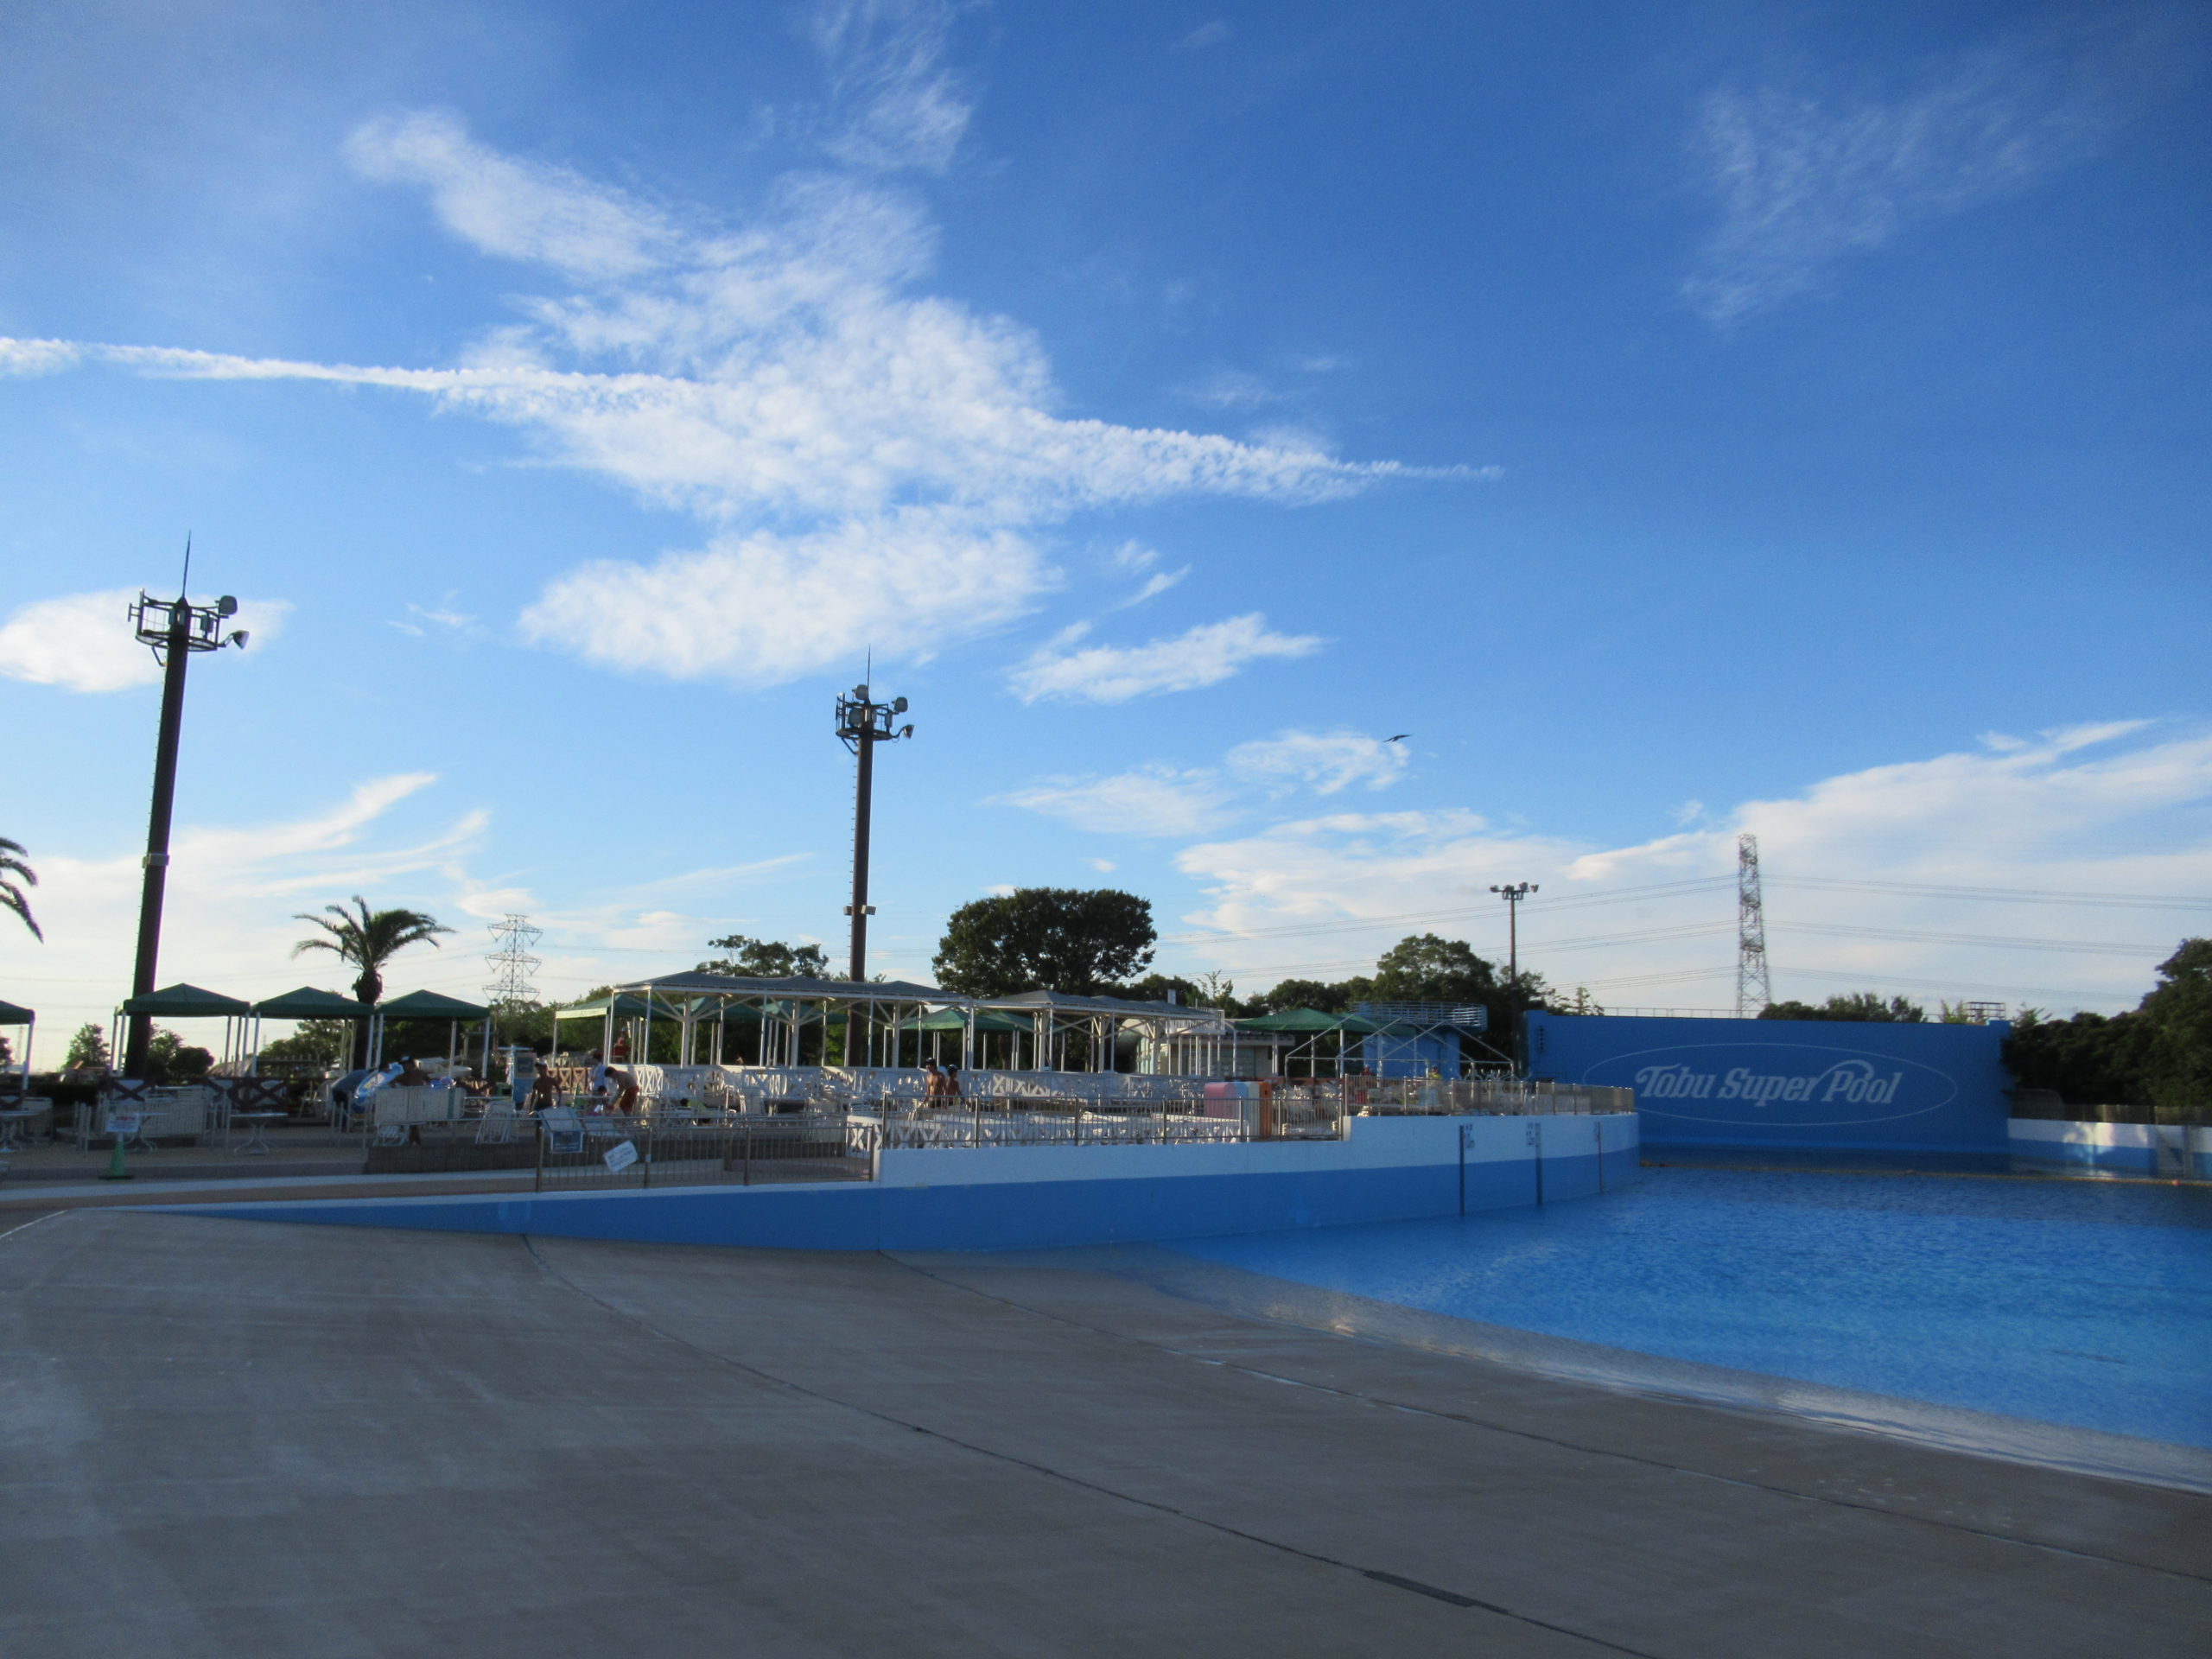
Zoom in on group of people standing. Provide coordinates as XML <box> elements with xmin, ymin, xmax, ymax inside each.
<box><xmin>506</xmin><ymin>1047</ymin><xmax>638</xmax><ymax>1116</ymax></box>
<box><xmin>922</xmin><ymin>1060</ymin><xmax>963</xmax><ymax>1103</ymax></box>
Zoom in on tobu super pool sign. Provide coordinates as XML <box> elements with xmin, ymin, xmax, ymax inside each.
<box><xmin>1522</xmin><ymin>1012</ymin><xmax>2014</xmax><ymax>1153</ymax></box>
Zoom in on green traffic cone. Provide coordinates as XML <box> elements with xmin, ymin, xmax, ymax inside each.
<box><xmin>101</xmin><ymin>1135</ymin><xmax>132</xmax><ymax>1181</ymax></box>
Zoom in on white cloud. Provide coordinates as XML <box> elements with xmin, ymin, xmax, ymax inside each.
<box><xmin>807</xmin><ymin>0</ymin><xmax>976</xmax><ymax>174</ymax></box>
<box><xmin>1169</xmin><ymin>724</ymin><xmax>2212</xmax><ymax>1013</ymax></box>
<box><xmin>1000</xmin><ymin>727</ymin><xmax>1410</xmax><ymax>838</ymax></box>
<box><xmin>0</xmin><ymin>774</ymin><xmax>478</xmax><ymax>1033</ymax></box>
<box><xmin>347</xmin><ymin>111</ymin><xmax>673</xmax><ymax>281</ymax></box>
<box><xmin>410</xmin><ymin>601</ymin><xmax>475</xmax><ymax>631</ymax></box>
<box><xmin>1102</xmin><ymin>541</ymin><xmax>1189</xmax><ymax>607</ymax></box>
<box><xmin>1089</xmin><ymin>858</ymin><xmax>1117</xmax><ymax>872</ymax></box>
<box><xmin>1124</xmin><ymin>568</ymin><xmax>1189</xmax><ymax>607</ymax></box>
<box><xmin>0</xmin><ymin>772</ymin><xmax>836</xmax><ymax>1039</ymax></box>
<box><xmin>521</xmin><ymin>512</ymin><xmax>1046</xmax><ymax>685</ymax></box>
<box><xmin>998</xmin><ymin>766</ymin><xmax>1240</xmax><ymax>838</ymax></box>
<box><xmin>1682</xmin><ymin>19</ymin><xmax>2161</xmax><ymax>323</ymax></box>
<box><xmin>1227</xmin><ymin>729</ymin><xmax>1408</xmax><ymax>796</ymax></box>
<box><xmin>7</xmin><ymin>104</ymin><xmax>1454</xmax><ymax>690</ymax></box>
<box><xmin>0</xmin><ymin>338</ymin><xmax>80</xmax><ymax>377</ymax></box>
<box><xmin>0</xmin><ymin>588</ymin><xmax>289</xmax><ymax>695</ymax></box>
<box><xmin>1175</xmin><ymin>21</ymin><xmax>1233</xmax><ymax>52</ymax></box>
<box><xmin>1179</xmin><ymin>367</ymin><xmax>1280</xmax><ymax>409</ymax></box>
<box><xmin>1007</xmin><ymin>613</ymin><xmax>1324</xmax><ymax>704</ymax></box>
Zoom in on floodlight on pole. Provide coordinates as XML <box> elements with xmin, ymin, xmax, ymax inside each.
<box><xmin>1489</xmin><ymin>881</ymin><xmax>1538</xmax><ymax>984</ymax></box>
<box><xmin>835</xmin><ymin>678</ymin><xmax>914</xmax><ymax>982</ymax></box>
<box><xmin>123</xmin><ymin>546</ymin><xmax>250</xmax><ymax>1078</ymax></box>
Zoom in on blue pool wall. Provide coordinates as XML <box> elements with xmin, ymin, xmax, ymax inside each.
<box><xmin>1524</xmin><ymin>1012</ymin><xmax>2013</xmax><ymax>1154</ymax></box>
<box><xmin>145</xmin><ymin>1112</ymin><xmax>1640</xmax><ymax>1252</ymax></box>
<box><xmin>2008</xmin><ymin>1117</ymin><xmax>2211</xmax><ymax>1178</ymax></box>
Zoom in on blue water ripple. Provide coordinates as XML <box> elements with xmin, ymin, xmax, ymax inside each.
<box><xmin>1166</xmin><ymin>1169</ymin><xmax>2212</xmax><ymax>1447</ymax></box>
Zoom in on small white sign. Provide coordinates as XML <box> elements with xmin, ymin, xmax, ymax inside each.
<box><xmin>601</xmin><ymin>1139</ymin><xmax>639</xmax><ymax>1173</ymax></box>
<box><xmin>107</xmin><ymin>1114</ymin><xmax>143</xmax><ymax>1135</ymax></box>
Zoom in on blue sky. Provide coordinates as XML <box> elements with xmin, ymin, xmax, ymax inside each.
<box><xmin>2</xmin><ymin>1</ymin><xmax>2208</xmax><ymax>1044</ymax></box>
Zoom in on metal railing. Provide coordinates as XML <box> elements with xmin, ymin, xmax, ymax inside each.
<box><xmin>532</xmin><ymin>1111</ymin><xmax>875</xmax><ymax>1192</ymax></box>
<box><xmin>855</xmin><ymin>1095</ymin><xmax>1348</xmax><ymax>1147</ymax></box>
<box><xmin>1277</xmin><ymin>1078</ymin><xmax>1635</xmax><ymax>1116</ymax></box>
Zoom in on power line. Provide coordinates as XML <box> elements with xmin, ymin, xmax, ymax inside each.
<box><xmin>1769</xmin><ymin>876</ymin><xmax>2212</xmax><ymax>910</ymax></box>
<box><xmin>1162</xmin><ymin>876</ymin><xmax>1734</xmax><ymax>948</ymax></box>
<box><xmin>1771</xmin><ymin>921</ymin><xmax>2172</xmax><ymax>956</ymax></box>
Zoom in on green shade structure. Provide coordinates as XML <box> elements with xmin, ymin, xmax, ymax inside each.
<box><xmin>1236</xmin><ymin>1007</ymin><xmax>1382</xmax><ymax>1034</ymax></box>
<box><xmin>899</xmin><ymin>1007</ymin><xmax>1032</xmax><ymax>1035</ymax></box>
<box><xmin>0</xmin><ymin>999</ymin><xmax>33</xmax><ymax>1025</ymax></box>
<box><xmin>120</xmin><ymin>983</ymin><xmax>251</xmax><ymax>1019</ymax></box>
<box><xmin>251</xmin><ymin>986</ymin><xmax>373</xmax><ymax>1020</ymax></box>
<box><xmin>376</xmin><ymin>989</ymin><xmax>492</xmax><ymax>1020</ymax></box>
<box><xmin>551</xmin><ymin>994</ymin><xmax>668</xmax><ymax>1024</ymax></box>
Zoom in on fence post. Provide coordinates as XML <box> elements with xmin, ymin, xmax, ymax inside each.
<box><xmin>534</xmin><ymin>1118</ymin><xmax>544</xmax><ymax>1193</ymax></box>
<box><xmin>742</xmin><ymin>1116</ymin><xmax>752</xmax><ymax>1185</ymax></box>
<box><xmin>642</xmin><ymin>1116</ymin><xmax>652</xmax><ymax>1189</ymax></box>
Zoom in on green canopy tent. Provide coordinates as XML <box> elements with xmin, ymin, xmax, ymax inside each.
<box><xmin>112</xmin><ymin>983</ymin><xmax>253</xmax><ymax>1078</ymax></box>
<box><xmin>0</xmin><ymin>997</ymin><xmax>33</xmax><ymax>1092</ymax></box>
<box><xmin>897</xmin><ymin>1005</ymin><xmax>1033</xmax><ymax>1070</ymax></box>
<box><xmin>1234</xmin><ymin>1007</ymin><xmax>1381</xmax><ymax>1077</ymax></box>
<box><xmin>246</xmin><ymin>987</ymin><xmax>372</xmax><ymax>1078</ymax></box>
<box><xmin>371</xmin><ymin>989</ymin><xmax>493</xmax><ymax>1073</ymax></box>
<box><xmin>550</xmin><ymin>992</ymin><xmax>779</xmax><ymax>1067</ymax></box>
<box><xmin>1236</xmin><ymin>1008</ymin><xmax>1382</xmax><ymax>1033</ymax></box>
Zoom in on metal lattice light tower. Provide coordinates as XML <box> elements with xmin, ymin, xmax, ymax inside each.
<box><xmin>1735</xmin><ymin>833</ymin><xmax>1772</xmax><ymax>1018</ymax></box>
<box><xmin>485</xmin><ymin>915</ymin><xmax>543</xmax><ymax>1007</ymax></box>
<box><xmin>834</xmin><ymin>679</ymin><xmax>913</xmax><ymax>982</ymax></box>
<box><xmin>1488</xmin><ymin>882</ymin><xmax>1538</xmax><ymax>982</ymax></box>
<box><xmin>122</xmin><ymin>553</ymin><xmax>251</xmax><ymax>1078</ymax></box>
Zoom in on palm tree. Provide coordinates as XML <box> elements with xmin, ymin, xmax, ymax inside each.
<box><xmin>293</xmin><ymin>895</ymin><xmax>453</xmax><ymax>1017</ymax></box>
<box><xmin>0</xmin><ymin>837</ymin><xmax>41</xmax><ymax>941</ymax></box>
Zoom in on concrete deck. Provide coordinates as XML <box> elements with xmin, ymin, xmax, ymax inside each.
<box><xmin>2</xmin><ymin>1210</ymin><xmax>2205</xmax><ymax>1656</ymax></box>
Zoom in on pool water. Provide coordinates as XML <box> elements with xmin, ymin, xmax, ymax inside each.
<box><xmin>1166</xmin><ymin>1168</ymin><xmax>2212</xmax><ymax>1452</ymax></box>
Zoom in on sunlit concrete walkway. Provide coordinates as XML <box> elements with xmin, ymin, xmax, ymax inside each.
<box><xmin>2</xmin><ymin>1209</ymin><xmax>2205</xmax><ymax>1657</ymax></box>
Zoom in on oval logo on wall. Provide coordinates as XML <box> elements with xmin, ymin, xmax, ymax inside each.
<box><xmin>1579</xmin><ymin>1042</ymin><xmax>1961</xmax><ymax>1128</ymax></box>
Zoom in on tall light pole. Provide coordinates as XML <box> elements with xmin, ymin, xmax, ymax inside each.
<box><xmin>124</xmin><ymin>574</ymin><xmax>250</xmax><ymax>1077</ymax></box>
<box><xmin>1489</xmin><ymin>881</ymin><xmax>1537</xmax><ymax>983</ymax></box>
<box><xmin>834</xmin><ymin>681</ymin><xmax>913</xmax><ymax>982</ymax></box>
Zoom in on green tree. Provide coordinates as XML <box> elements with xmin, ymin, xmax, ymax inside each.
<box><xmin>697</xmin><ymin>934</ymin><xmax>831</xmax><ymax>978</ymax></box>
<box><xmin>0</xmin><ymin>836</ymin><xmax>41</xmax><ymax>940</ymax></box>
<box><xmin>293</xmin><ymin>897</ymin><xmax>454</xmax><ymax>1007</ymax></box>
<box><xmin>1760</xmin><ymin>992</ymin><xmax>1928</xmax><ymax>1023</ymax></box>
<box><xmin>143</xmin><ymin>1028</ymin><xmax>212</xmax><ymax>1085</ymax></box>
<box><xmin>1372</xmin><ymin>934</ymin><xmax>1500</xmax><ymax>1003</ymax></box>
<box><xmin>1256</xmin><ymin>978</ymin><xmax>1356</xmax><ymax>1014</ymax></box>
<box><xmin>2139</xmin><ymin>938</ymin><xmax>2212</xmax><ymax>1108</ymax></box>
<box><xmin>1370</xmin><ymin>932</ymin><xmax>1548</xmax><ymax>1032</ymax></box>
<box><xmin>257</xmin><ymin>1018</ymin><xmax>353</xmax><ymax>1068</ymax></box>
<box><xmin>64</xmin><ymin>1022</ymin><xmax>110</xmax><ymax>1071</ymax></box>
<box><xmin>293</xmin><ymin>897</ymin><xmax>454</xmax><ymax>1064</ymax></box>
<box><xmin>2003</xmin><ymin>1007</ymin><xmax>2152</xmax><ymax>1108</ymax></box>
<box><xmin>934</xmin><ymin>888</ymin><xmax>1155</xmax><ymax>997</ymax></box>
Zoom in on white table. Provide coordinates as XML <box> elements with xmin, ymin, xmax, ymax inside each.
<box><xmin>230</xmin><ymin>1112</ymin><xmax>287</xmax><ymax>1156</ymax></box>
